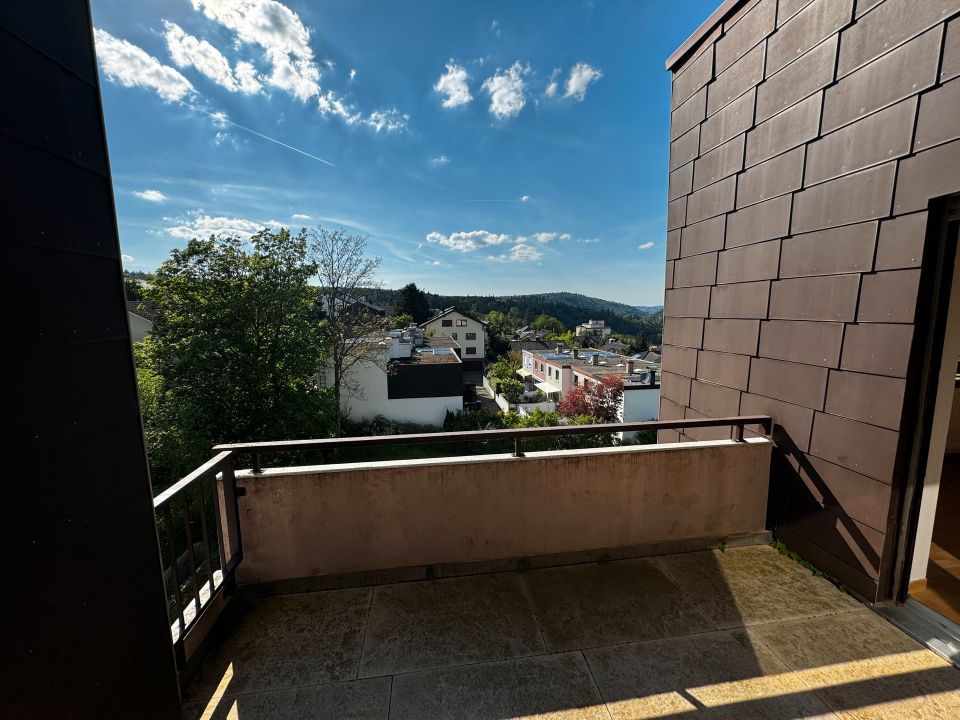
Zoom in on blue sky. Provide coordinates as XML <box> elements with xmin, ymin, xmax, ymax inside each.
<box><xmin>91</xmin><ymin>0</ymin><xmax>716</xmax><ymax>305</ymax></box>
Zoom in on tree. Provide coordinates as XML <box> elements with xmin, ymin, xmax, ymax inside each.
<box><xmin>139</xmin><ymin>229</ymin><xmax>333</xmax><ymax>488</ymax></box>
<box><xmin>311</xmin><ymin>228</ymin><xmax>390</xmax><ymax>435</ymax></box>
<box><xmin>531</xmin><ymin>314</ymin><xmax>564</xmax><ymax>335</ymax></box>
<box><xmin>393</xmin><ymin>282</ymin><xmax>432</xmax><ymax>324</ymax></box>
<box><xmin>558</xmin><ymin>376</ymin><xmax>624</xmax><ymax>423</ymax></box>
<box><xmin>393</xmin><ymin>312</ymin><xmax>413</xmax><ymax>328</ymax></box>
<box><xmin>124</xmin><ymin>276</ymin><xmax>143</xmax><ymax>300</ymax></box>
<box><xmin>487</xmin><ymin>355</ymin><xmax>520</xmax><ymax>381</ymax></box>
<box><xmin>498</xmin><ymin>378</ymin><xmax>525</xmax><ymax>404</ymax></box>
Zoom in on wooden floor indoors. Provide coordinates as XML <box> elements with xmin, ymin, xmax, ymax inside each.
<box><xmin>913</xmin><ymin>456</ymin><xmax>960</xmax><ymax>625</ymax></box>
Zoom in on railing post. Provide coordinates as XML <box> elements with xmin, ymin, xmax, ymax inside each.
<box><xmin>513</xmin><ymin>436</ymin><xmax>524</xmax><ymax>457</ymax></box>
<box><xmin>732</xmin><ymin>423</ymin><xmax>744</xmax><ymax>442</ymax></box>
<box><xmin>217</xmin><ymin>454</ymin><xmax>243</xmax><ymax>567</ymax></box>
<box><xmin>252</xmin><ymin>452</ymin><xmax>263</xmax><ymax>475</ymax></box>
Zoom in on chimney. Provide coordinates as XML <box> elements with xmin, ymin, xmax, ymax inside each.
<box><xmin>556</xmin><ymin>345</ymin><xmax>562</xmax><ymax>353</ymax></box>
<box><xmin>627</xmin><ymin>360</ymin><xmax>635</xmax><ymax>374</ymax></box>
<box><xmin>572</xmin><ymin>348</ymin><xmax>579</xmax><ymax>359</ymax></box>
<box><xmin>648</xmin><ymin>369</ymin><xmax>656</xmax><ymax>386</ymax></box>
<box><xmin>591</xmin><ymin>353</ymin><xmax>599</xmax><ymax>366</ymax></box>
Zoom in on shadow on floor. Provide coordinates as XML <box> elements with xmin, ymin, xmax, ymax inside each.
<box><xmin>181</xmin><ymin>545</ymin><xmax>960</xmax><ymax>719</ymax></box>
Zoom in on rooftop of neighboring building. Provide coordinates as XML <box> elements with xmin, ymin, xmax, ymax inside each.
<box><xmin>126</xmin><ymin>300</ymin><xmax>159</xmax><ymax>322</ymax></box>
<box><xmin>419</xmin><ymin>306</ymin><xmax>489</xmax><ymax>328</ymax></box>
<box><xmin>529</xmin><ymin>347</ymin><xmax>659</xmax><ymax>383</ymax></box>
<box><xmin>394</xmin><ymin>334</ymin><xmax>462</xmax><ymax>365</ymax></box>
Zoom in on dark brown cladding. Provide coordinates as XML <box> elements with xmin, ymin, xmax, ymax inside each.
<box><xmin>662</xmin><ymin>0</ymin><xmax>960</xmax><ymax>602</ymax></box>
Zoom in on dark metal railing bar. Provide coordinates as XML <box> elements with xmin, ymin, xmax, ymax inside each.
<box><xmin>154</xmin><ymin>450</ymin><xmax>233</xmax><ymax>509</ymax></box>
<box><xmin>196</xmin><ymin>477</ymin><xmax>215</xmax><ymax>592</ymax></box>
<box><xmin>209</xmin><ymin>469</ymin><xmax>227</xmax><ymax>575</ymax></box>
<box><xmin>161</xmin><ymin>504</ymin><xmax>185</xmax><ymax>638</ymax></box>
<box><xmin>181</xmin><ymin>492</ymin><xmax>203</xmax><ymax>625</ymax></box>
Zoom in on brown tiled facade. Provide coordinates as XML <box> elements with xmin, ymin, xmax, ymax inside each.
<box><xmin>662</xmin><ymin>0</ymin><xmax>960</xmax><ymax>601</ymax></box>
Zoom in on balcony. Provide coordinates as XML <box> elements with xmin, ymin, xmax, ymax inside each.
<box><xmin>153</xmin><ymin>417</ymin><xmax>960</xmax><ymax>719</ymax></box>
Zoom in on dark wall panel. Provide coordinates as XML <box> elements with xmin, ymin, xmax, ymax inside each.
<box><xmin>662</xmin><ymin>0</ymin><xmax>960</xmax><ymax>601</ymax></box>
<box><xmin>1</xmin><ymin>3</ymin><xmax>181</xmax><ymax>718</ymax></box>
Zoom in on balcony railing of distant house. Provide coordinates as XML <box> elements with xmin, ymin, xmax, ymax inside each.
<box><xmin>153</xmin><ymin>414</ymin><xmax>772</xmax><ymax>676</ymax></box>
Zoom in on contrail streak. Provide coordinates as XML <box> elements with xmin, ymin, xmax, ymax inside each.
<box><xmin>186</xmin><ymin>104</ymin><xmax>336</xmax><ymax>168</ymax></box>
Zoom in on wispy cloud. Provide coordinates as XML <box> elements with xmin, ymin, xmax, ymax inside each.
<box><xmin>434</xmin><ymin>62</ymin><xmax>472</xmax><ymax>108</ymax></box>
<box><xmin>292</xmin><ymin>213</ymin><xmax>311</xmax><ymax>220</ymax></box>
<box><xmin>481</xmin><ymin>62</ymin><xmax>529</xmax><ymax>119</ymax></box>
<box><xmin>429</xmin><ymin>154</ymin><xmax>450</xmax><ymax>167</ymax></box>
<box><xmin>637</xmin><ymin>241</ymin><xmax>655</xmax><ymax>250</ymax></box>
<box><xmin>134</xmin><ymin>189</ymin><xmax>168</xmax><ymax>203</ymax></box>
<box><xmin>564</xmin><ymin>62</ymin><xmax>603</xmax><ymax>101</ymax></box>
<box><xmin>489</xmin><ymin>243</ymin><xmax>542</xmax><ymax>263</ymax></box>
<box><xmin>349</xmin><ymin>68</ymin><xmax>357</xmax><ymax>81</ymax></box>
<box><xmin>545</xmin><ymin>68</ymin><xmax>561</xmax><ymax>98</ymax></box>
<box><xmin>519</xmin><ymin>195</ymin><xmax>531</xmax><ymax>202</ymax></box>
<box><xmin>163</xmin><ymin>20</ymin><xmax>261</xmax><ymax>94</ymax></box>
<box><xmin>94</xmin><ymin>29</ymin><xmax>194</xmax><ymax>102</ymax></box>
<box><xmin>578</xmin><ymin>237</ymin><xmax>600</xmax><ymax>244</ymax></box>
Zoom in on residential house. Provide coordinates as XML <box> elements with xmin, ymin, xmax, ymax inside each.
<box><xmin>575</xmin><ymin>318</ymin><xmax>612</xmax><ymax>342</ymax></box>
<box><xmin>127</xmin><ymin>300</ymin><xmax>157</xmax><ymax>344</ymax></box>
<box><xmin>321</xmin><ymin>293</ymin><xmax>386</xmax><ymax>318</ymax></box>
<box><xmin>419</xmin><ymin>306</ymin><xmax>487</xmax><ymax>371</ymax></box>
<box><xmin>324</xmin><ymin>326</ymin><xmax>463</xmax><ymax>426</ymax></box>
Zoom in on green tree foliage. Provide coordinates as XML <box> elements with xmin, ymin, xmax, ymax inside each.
<box><xmin>124</xmin><ymin>276</ymin><xmax>143</xmax><ymax>300</ymax></box>
<box><xmin>531</xmin><ymin>314</ymin><xmax>564</xmax><ymax>335</ymax></box>
<box><xmin>497</xmin><ymin>378</ymin><xmax>525</xmax><ymax>403</ymax></box>
<box><xmin>393</xmin><ymin>282</ymin><xmax>432</xmax><ymax>324</ymax></box>
<box><xmin>138</xmin><ymin>229</ymin><xmax>334</xmax><ymax>489</ymax></box>
<box><xmin>393</xmin><ymin>313</ymin><xmax>413</xmax><ymax>328</ymax></box>
<box><xmin>487</xmin><ymin>355</ymin><xmax>520</xmax><ymax>381</ymax></box>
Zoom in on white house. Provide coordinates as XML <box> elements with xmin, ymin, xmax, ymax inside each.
<box><xmin>419</xmin><ymin>307</ymin><xmax>488</xmax><ymax>371</ymax></box>
<box><xmin>126</xmin><ymin>301</ymin><xmax>156</xmax><ymax>344</ymax></box>
<box><xmin>575</xmin><ymin>319</ymin><xmax>612</xmax><ymax>340</ymax></box>
<box><xmin>325</xmin><ymin>327</ymin><xmax>463</xmax><ymax>427</ymax></box>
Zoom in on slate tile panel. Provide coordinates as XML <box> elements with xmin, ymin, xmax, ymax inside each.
<box><xmin>693</xmin><ymin>134</ymin><xmax>745</xmax><ymax>191</ymax></box>
<box><xmin>664</xmin><ymin>286</ymin><xmax>711</xmax><ymax>318</ymax></box>
<box><xmin>748</xmin><ymin>356</ymin><xmax>829</xmax><ymax>410</ymax></box>
<box><xmin>809</xmin><ymin>411</ymin><xmax>899</xmax><ymax>483</ymax></box>
<box><xmin>699</xmin><ymin>88</ymin><xmax>756</xmax><ymax>153</ymax></box>
<box><xmin>670</xmin><ymin>126</ymin><xmax>700</xmax><ymax>170</ymax></box>
<box><xmin>664</xmin><ymin>259</ymin><xmax>675</xmax><ymax>289</ymax></box>
<box><xmin>736</xmin><ymin>146</ymin><xmax>805</xmax><ymax>207</ymax></box>
<box><xmin>824</xmin><ymin>370</ymin><xmax>907</xmax><ymax>430</ymax></box>
<box><xmin>696</xmin><ymin>349</ymin><xmax>751</xmax><ymax>390</ymax></box>
<box><xmin>680</xmin><ymin>215</ymin><xmax>726</xmax><ymax>257</ymax></box>
<box><xmin>660</xmin><ymin>371</ymin><xmax>692</xmax><ymax>405</ymax></box>
<box><xmin>894</xmin><ymin>138</ymin><xmax>960</xmax><ymax>213</ymax></box>
<box><xmin>725</xmin><ymin>194</ymin><xmax>792</xmax><ymax>247</ymax></box>
<box><xmin>659</xmin><ymin>397</ymin><xmax>686</xmax><ymax>420</ymax></box>
<box><xmin>709</xmin><ymin>280</ymin><xmax>771</xmax><ymax>318</ymax></box>
<box><xmin>766</xmin><ymin>0</ymin><xmax>852</xmax><ymax>75</ymax></box>
<box><xmin>943</xmin><ymin>18</ymin><xmax>960</xmax><ymax>81</ymax></box>
<box><xmin>670</xmin><ymin>86</ymin><xmax>707</xmax><ymax>140</ymax></box>
<box><xmin>666</xmin><ymin>229</ymin><xmax>680</xmax><ymax>260</ymax></box>
<box><xmin>769</xmin><ymin>274</ymin><xmax>861</xmax><ymax>321</ymax></box>
<box><xmin>668</xmin><ymin>162</ymin><xmax>694</xmax><ymax>201</ymax></box>
<box><xmin>667</xmin><ymin>196</ymin><xmax>687</xmax><ymax>230</ymax></box>
<box><xmin>797</xmin><ymin>454</ymin><xmax>893</xmax><ymax>533</ymax></box>
<box><xmin>686</xmin><ymin>175</ymin><xmax>737</xmax><ymax>224</ymax></box>
<box><xmin>717</xmin><ymin>239</ymin><xmax>781</xmax><ymax>284</ymax></box>
<box><xmin>702</xmin><ymin>318</ymin><xmax>761</xmax><ymax>355</ymax></box>
<box><xmin>707</xmin><ymin>42</ymin><xmax>765</xmax><ymax>116</ymax></box>
<box><xmin>779</xmin><ymin>222</ymin><xmax>877</xmax><ymax>278</ymax></box>
<box><xmin>856</xmin><ymin>269</ymin><xmax>922</xmax><ymax>323</ymax></box>
<box><xmin>755</xmin><ymin>34</ymin><xmax>837</xmax><ymax>123</ymax></box>
<box><xmin>839</xmin><ymin>323</ymin><xmax>914</xmax><ymax>378</ymax></box>
<box><xmin>740</xmin><ymin>392</ymin><xmax>815</xmax><ymax>450</ymax></box>
<box><xmin>683</xmin><ymin>406</ymin><xmax>738</xmax><ymax>440</ymax></box>
<box><xmin>804</xmin><ymin>98</ymin><xmax>916</xmax><ymax>185</ymax></box>
<box><xmin>661</xmin><ymin>344</ymin><xmax>699</xmax><ymax>378</ymax></box>
<box><xmin>662</xmin><ymin>317</ymin><xmax>704</xmax><ymax>348</ymax></box>
<box><xmin>875</xmin><ymin>212</ymin><xmax>927</xmax><ymax>271</ymax></box>
<box><xmin>673</xmin><ymin>251</ymin><xmax>719</xmax><ymax>287</ymax></box>
<box><xmin>821</xmin><ymin>27</ymin><xmax>941</xmax><ymax>132</ymax></box>
<box><xmin>914</xmin><ymin>77</ymin><xmax>960</xmax><ymax>151</ymax></box>
<box><xmin>837</xmin><ymin>0</ymin><xmax>958</xmax><ymax>77</ymax></box>
<box><xmin>689</xmin><ymin>378</ymin><xmax>742</xmax><ymax>416</ymax></box>
<box><xmin>854</xmin><ymin>0</ymin><xmax>885</xmax><ymax>17</ymax></box>
<box><xmin>715</xmin><ymin>0</ymin><xmax>776</xmax><ymax>72</ymax></box>
<box><xmin>791</xmin><ymin>162</ymin><xmax>896</xmax><ymax>234</ymax></box>
<box><xmin>758</xmin><ymin>320</ymin><xmax>844</xmax><ymax>367</ymax></box>
<box><xmin>745</xmin><ymin>92</ymin><xmax>822</xmax><ymax>167</ymax></box>
<box><xmin>672</xmin><ymin>42</ymin><xmax>714</xmax><ymax>110</ymax></box>
<box><xmin>778</xmin><ymin>0</ymin><xmax>816</xmax><ymax>26</ymax></box>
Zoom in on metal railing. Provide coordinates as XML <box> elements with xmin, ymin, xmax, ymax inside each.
<box><xmin>153</xmin><ymin>414</ymin><xmax>771</xmax><ymax>655</ymax></box>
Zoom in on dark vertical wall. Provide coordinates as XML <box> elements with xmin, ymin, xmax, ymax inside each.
<box><xmin>1</xmin><ymin>3</ymin><xmax>181</xmax><ymax>717</ymax></box>
<box><xmin>661</xmin><ymin>0</ymin><xmax>960</xmax><ymax>601</ymax></box>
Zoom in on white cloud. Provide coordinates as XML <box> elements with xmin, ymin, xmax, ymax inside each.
<box><xmin>489</xmin><ymin>243</ymin><xmax>542</xmax><ymax>263</ymax></box>
<box><xmin>349</xmin><ymin>68</ymin><xmax>357</xmax><ymax>81</ymax></box>
<box><xmin>517</xmin><ymin>232</ymin><xmax>568</xmax><ymax>244</ymax></box>
<box><xmin>491</xmin><ymin>19</ymin><xmax>502</xmax><ymax>37</ymax></box>
<box><xmin>481</xmin><ymin>62</ymin><xmax>529</xmax><ymax>119</ymax></box>
<box><xmin>292</xmin><ymin>213</ymin><xmax>311</xmax><ymax>220</ymax></box>
<box><xmin>317</xmin><ymin>91</ymin><xmax>408</xmax><ymax>133</ymax></box>
<box><xmin>519</xmin><ymin>195</ymin><xmax>531</xmax><ymax>202</ymax></box>
<box><xmin>426</xmin><ymin>230</ymin><xmax>512</xmax><ymax>252</ymax></box>
<box><xmin>365</xmin><ymin>108</ymin><xmax>409</xmax><ymax>133</ymax></box>
<box><xmin>164</xmin><ymin>212</ymin><xmax>283</xmax><ymax>239</ymax></box>
<box><xmin>426</xmin><ymin>259</ymin><xmax>441</xmax><ymax>266</ymax></box>
<box><xmin>191</xmin><ymin>0</ymin><xmax>320</xmax><ymax>101</ymax></box>
<box><xmin>134</xmin><ymin>189</ymin><xmax>167</xmax><ymax>203</ymax></box>
<box><xmin>564</xmin><ymin>62</ymin><xmax>603</xmax><ymax>101</ymax></box>
<box><xmin>93</xmin><ymin>29</ymin><xmax>194</xmax><ymax>102</ymax></box>
<box><xmin>638</xmin><ymin>242</ymin><xmax>655</xmax><ymax>250</ymax></box>
<box><xmin>577</xmin><ymin>237</ymin><xmax>600</xmax><ymax>244</ymax></box>
<box><xmin>429</xmin><ymin>154</ymin><xmax>450</xmax><ymax>166</ymax></box>
<box><xmin>163</xmin><ymin>21</ymin><xmax>261</xmax><ymax>94</ymax></box>
<box><xmin>545</xmin><ymin>67</ymin><xmax>560</xmax><ymax>98</ymax></box>
<box><xmin>122</xmin><ymin>254</ymin><xmax>134</xmax><ymax>263</ymax></box>
<box><xmin>434</xmin><ymin>62</ymin><xmax>472</xmax><ymax>108</ymax></box>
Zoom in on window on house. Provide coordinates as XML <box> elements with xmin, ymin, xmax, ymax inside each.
<box><xmin>451</xmin><ymin>333</ymin><xmax>457</xmax><ymax>340</ymax></box>
<box><xmin>465</xmin><ymin>347</ymin><xmax>477</xmax><ymax>355</ymax></box>
<box><xmin>466</xmin><ymin>332</ymin><xmax>476</xmax><ymax>340</ymax></box>
<box><xmin>441</xmin><ymin>319</ymin><xmax>453</xmax><ymax>327</ymax></box>
<box><xmin>457</xmin><ymin>319</ymin><xmax>468</xmax><ymax>326</ymax></box>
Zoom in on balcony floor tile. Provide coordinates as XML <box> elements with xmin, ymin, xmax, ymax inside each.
<box><xmin>655</xmin><ymin>545</ymin><xmax>862</xmax><ymax>628</ymax></box>
<box><xmin>522</xmin><ymin>558</ymin><xmax>715</xmax><ymax>651</ymax></box>
<box><xmin>185</xmin><ymin>587</ymin><xmax>372</xmax><ymax>701</ymax></box>
<box><xmin>389</xmin><ymin>651</ymin><xmax>608</xmax><ymax>720</ymax></box>
<box><xmin>357</xmin><ymin>573</ymin><xmax>546</xmax><ymax>678</ymax></box>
